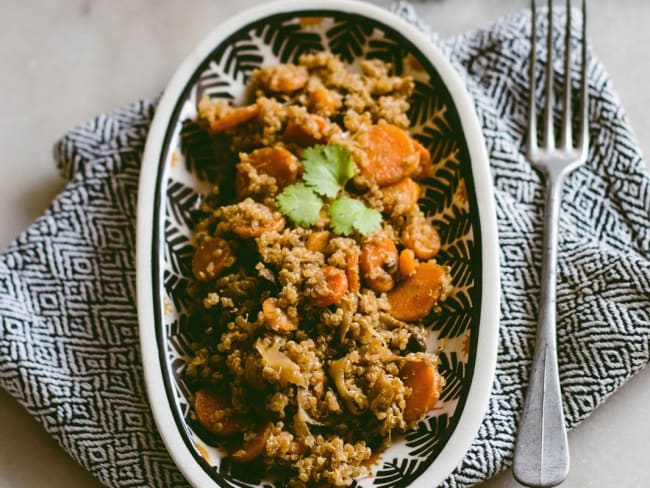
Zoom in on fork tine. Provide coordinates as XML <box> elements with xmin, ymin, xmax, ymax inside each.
<box><xmin>577</xmin><ymin>0</ymin><xmax>589</xmax><ymax>157</ymax></box>
<box><xmin>527</xmin><ymin>0</ymin><xmax>538</xmax><ymax>155</ymax></box>
<box><xmin>560</xmin><ymin>0</ymin><xmax>572</xmax><ymax>149</ymax></box>
<box><xmin>543</xmin><ymin>0</ymin><xmax>555</xmax><ymax>150</ymax></box>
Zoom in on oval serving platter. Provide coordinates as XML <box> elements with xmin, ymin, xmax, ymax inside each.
<box><xmin>137</xmin><ymin>1</ymin><xmax>499</xmax><ymax>487</ymax></box>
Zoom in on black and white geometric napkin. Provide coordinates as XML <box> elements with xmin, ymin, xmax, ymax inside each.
<box><xmin>1</xmin><ymin>4</ymin><xmax>648</xmax><ymax>488</ymax></box>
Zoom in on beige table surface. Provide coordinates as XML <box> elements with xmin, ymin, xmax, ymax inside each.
<box><xmin>1</xmin><ymin>1</ymin><xmax>648</xmax><ymax>487</ymax></box>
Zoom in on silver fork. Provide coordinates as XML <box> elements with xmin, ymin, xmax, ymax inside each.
<box><xmin>512</xmin><ymin>0</ymin><xmax>588</xmax><ymax>487</ymax></box>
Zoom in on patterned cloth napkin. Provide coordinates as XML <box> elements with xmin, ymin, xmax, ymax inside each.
<box><xmin>1</xmin><ymin>3</ymin><xmax>648</xmax><ymax>488</ymax></box>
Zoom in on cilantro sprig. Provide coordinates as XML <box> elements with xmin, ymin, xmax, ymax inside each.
<box><xmin>276</xmin><ymin>144</ymin><xmax>381</xmax><ymax>236</ymax></box>
<box><xmin>302</xmin><ymin>144</ymin><xmax>356</xmax><ymax>198</ymax></box>
<box><xmin>329</xmin><ymin>197</ymin><xmax>382</xmax><ymax>236</ymax></box>
<box><xmin>275</xmin><ymin>182</ymin><xmax>322</xmax><ymax>226</ymax></box>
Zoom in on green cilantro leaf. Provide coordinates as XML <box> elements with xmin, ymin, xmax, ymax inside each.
<box><xmin>328</xmin><ymin>197</ymin><xmax>382</xmax><ymax>236</ymax></box>
<box><xmin>354</xmin><ymin>206</ymin><xmax>383</xmax><ymax>235</ymax></box>
<box><xmin>276</xmin><ymin>183</ymin><xmax>323</xmax><ymax>226</ymax></box>
<box><xmin>302</xmin><ymin>144</ymin><xmax>356</xmax><ymax>198</ymax></box>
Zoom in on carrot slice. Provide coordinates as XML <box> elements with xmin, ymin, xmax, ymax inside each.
<box><xmin>381</xmin><ymin>177</ymin><xmax>420</xmax><ymax>215</ymax></box>
<box><xmin>233</xmin><ymin>216</ymin><xmax>285</xmax><ymax>238</ymax></box>
<box><xmin>194</xmin><ymin>388</ymin><xmax>245</xmax><ymax>436</ymax></box>
<box><xmin>310</xmin><ymin>266</ymin><xmax>348</xmax><ymax>307</ymax></box>
<box><xmin>400</xmin><ymin>361</ymin><xmax>444</xmax><ymax>422</ymax></box>
<box><xmin>305</xmin><ymin>230</ymin><xmax>330</xmax><ymax>253</ymax></box>
<box><xmin>359</xmin><ymin>237</ymin><xmax>398</xmax><ymax>293</ymax></box>
<box><xmin>386</xmin><ymin>262</ymin><xmax>446</xmax><ymax>322</ymax></box>
<box><xmin>257</xmin><ymin>64</ymin><xmax>309</xmax><ymax>93</ymax></box>
<box><xmin>309</xmin><ymin>88</ymin><xmax>338</xmax><ymax>116</ymax></box>
<box><xmin>262</xmin><ymin>298</ymin><xmax>297</xmax><ymax>332</ymax></box>
<box><xmin>398</xmin><ymin>248</ymin><xmax>417</xmax><ymax>279</ymax></box>
<box><xmin>192</xmin><ymin>237</ymin><xmax>235</xmax><ymax>282</ymax></box>
<box><xmin>209</xmin><ymin>104</ymin><xmax>260</xmax><ymax>133</ymax></box>
<box><xmin>232</xmin><ymin>422</ymin><xmax>273</xmax><ymax>463</ymax></box>
<box><xmin>283</xmin><ymin>115</ymin><xmax>330</xmax><ymax>147</ymax></box>
<box><xmin>247</xmin><ymin>147</ymin><xmax>300</xmax><ymax>188</ymax></box>
<box><xmin>357</xmin><ymin>124</ymin><xmax>420</xmax><ymax>186</ymax></box>
<box><xmin>232</xmin><ymin>211</ymin><xmax>285</xmax><ymax>238</ymax></box>
<box><xmin>412</xmin><ymin>139</ymin><xmax>432</xmax><ymax>179</ymax></box>
<box><xmin>401</xmin><ymin>216</ymin><xmax>441</xmax><ymax>260</ymax></box>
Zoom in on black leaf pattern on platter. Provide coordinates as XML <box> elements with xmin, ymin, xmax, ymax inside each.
<box><xmin>366</xmin><ymin>38</ymin><xmax>408</xmax><ymax>75</ymax></box>
<box><xmin>180</xmin><ymin>119</ymin><xmax>221</xmax><ymax>182</ymax></box>
<box><xmin>420</xmin><ymin>157</ymin><xmax>461</xmax><ymax>215</ymax></box>
<box><xmin>163</xmin><ymin>220</ymin><xmax>194</xmax><ymax>280</ymax></box>
<box><xmin>435</xmin><ymin>208</ymin><xmax>472</xmax><ymax>247</ymax></box>
<box><xmin>405</xmin><ymin>413</ymin><xmax>451</xmax><ymax>459</ymax></box>
<box><xmin>438</xmin><ymin>352</ymin><xmax>467</xmax><ymax>402</ymax></box>
<box><xmin>409</xmin><ymin>80</ymin><xmax>440</xmax><ymax>127</ymax></box>
<box><xmin>163</xmin><ymin>268</ymin><xmax>192</xmax><ymax>313</ymax></box>
<box><xmin>373</xmin><ymin>458</ymin><xmax>422</xmax><ymax>488</ymax></box>
<box><xmin>431</xmin><ymin>295</ymin><xmax>473</xmax><ymax>338</ymax></box>
<box><xmin>221</xmin><ymin>34</ymin><xmax>264</xmax><ymax>83</ymax></box>
<box><xmin>447</xmin><ymin>258</ymin><xmax>474</xmax><ymax>288</ymax></box>
<box><xmin>438</xmin><ymin>230</ymin><xmax>473</xmax><ymax>265</ymax></box>
<box><xmin>408</xmin><ymin>80</ymin><xmax>453</xmax><ymax>132</ymax></box>
<box><xmin>170</xmin><ymin>355</ymin><xmax>192</xmax><ymax>413</ymax></box>
<box><xmin>254</xmin><ymin>21</ymin><xmax>324</xmax><ymax>63</ymax></box>
<box><xmin>196</xmin><ymin>70</ymin><xmax>235</xmax><ymax>102</ymax></box>
<box><xmin>414</xmin><ymin>117</ymin><xmax>454</xmax><ymax>157</ymax></box>
<box><xmin>167</xmin><ymin>181</ymin><xmax>201</xmax><ymax>229</ymax></box>
<box><xmin>169</xmin><ymin>316</ymin><xmax>194</xmax><ymax>358</ymax></box>
<box><xmin>428</xmin><ymin>137</ymin><xmax>458</xmax><ymax>171</ymax></box>
<box><xmin>326</xmin><ymin>17</ymin><xmax>375</xmax><ymax>63</ymax></box>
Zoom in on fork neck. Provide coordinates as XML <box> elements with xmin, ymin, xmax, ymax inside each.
<box><xmin>542</xmin><ymin>165</ymin><xmax>569</xmax><ymax>188</ymax></box>
<box><xmin>538</xmin><ymin>168</ymin><xmax>566</xmax><ymax>324</ymax></box>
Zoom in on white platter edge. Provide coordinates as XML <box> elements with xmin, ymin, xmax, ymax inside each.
<box><xmin>136</xmin><ymin>1</ymin><xmax>500</xmax><ymax>486</ymax></box>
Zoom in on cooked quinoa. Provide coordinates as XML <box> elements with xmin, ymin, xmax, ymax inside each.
<box><xmin>185</xmin><ymin>53</ymin><xmax>451</xmax><ymax>487</ymax></box>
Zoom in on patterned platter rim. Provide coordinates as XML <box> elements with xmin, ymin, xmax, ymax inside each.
<box><xmin>136</xmin><ymin>1</ymin><xmax>500</xmax><ymax>487</ymax></box>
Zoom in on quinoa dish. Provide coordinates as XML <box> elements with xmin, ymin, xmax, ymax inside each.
<box><xmin>185</xmin><ymin>52</ymin><xmax>452</xmax><ymax>487</ymax></box>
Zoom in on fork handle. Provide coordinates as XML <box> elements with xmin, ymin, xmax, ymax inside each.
<box><xmin>513</xmin><ymin>172</ymin><xmax>569</xmax><ymax>488</ymax></box>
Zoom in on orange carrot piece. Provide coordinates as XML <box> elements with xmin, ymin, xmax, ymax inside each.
<box><xmin>192</xmin><ymin>237</ymin><xmax>235</xmax><ymax>282</ymax></box>
<box><xmin>400</xmin><ymin>216</ymin><xmax>441</xmax><ymax>260</ymax></box>
<box><xmin>359</xmin><ymin>237</ymin><xmax>398</xmax><ymax>293</ymax></box>
<box><xmin>194</xmin><ymin>388</ymin><xmax>244</xmax><ymax>436</ymax></box>
<box><xmin>232</xmin><ymin>214</ymin><xmax>285</xmax><ymax>238</ymax></box>
<box><xmin>305</xmin><ymin>230</ymin><xmax>330</xmax><ymax>253</ymax></box>
<box><xmin>309</xmin><ymin>88</ymin><xmax>338</xmax><ymax>116</ymax></box>
<box><xmin>398</xmin><ymin>248</ymin><xmax>417</xmax><ymax>279</ymax></box>
<box><xmin>412</xmin><ymin>139</ymin><xmax>432</xmax><ymax>179</ymax></box>
<box><xmin>357</xmin><ymin>124</ymin><xmax>420</xmax><ymax>186</ymax></box>
<box><xmin>209</xmin><ymin>104</ymin><xmax>260</xmax><ymax>133</ymax></box>
<box><xmin>258</xmin><ymin>64</ymin><xmax>309</xmax><ymax>93</ymax></box>
<box><xmin>262</xmin><ymin>298</ymin><xmax>297</xmax><ymax>332</ymax></box>
<box><xmin>232</xmin><ymin>422</ymin><xmax>273</xmax><ymax>463</ymax></box>
<box><xmin>386</xmin><ymin>262</ymin><xmax>446</xmax><ymax>322</ymax></box>
<box><xmin>400</xmin><ymin>361</ymin><xmax>444</xmax><ymax>422</ymax></box>
<box><xmin>283</xmin><ymin>115</ymin><xmax>330</xmax><ymax>147</ymax></box>
<box><xmin>381</xmin><ymin>177</ymin><xmax>420</xmax><ymax>215</ymax></box>
<box><xmin>310</xmin><ymin>266</ymin><xmax>348</xmax><ymax>307</ymax></box>
<box><xmin>247</xmin><ymin>146</ymin><xmax>300</xmax><ymax>188</ymax></box>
